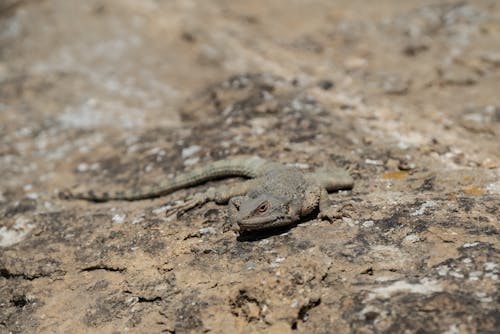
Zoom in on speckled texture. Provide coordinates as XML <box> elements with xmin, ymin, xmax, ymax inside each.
<box><xmin>1</xmin><ymin>1</ymin><xmax>499</xmax><ymax>333</ymax></box>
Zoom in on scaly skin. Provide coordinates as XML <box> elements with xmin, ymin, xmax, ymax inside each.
<box><xmin>62</xmin><ymin>156</ymin><xmax>269</xmax><ymax>201</ymax></box>
<box><xmin>61</xmin><ymin>156</ymin><xmax>354</xmax><ymax>231</ymax></box>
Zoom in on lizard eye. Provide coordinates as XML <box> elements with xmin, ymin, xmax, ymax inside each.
<box><xmin>257</xmin><ymin>201</ymin><xmax>270</xmax><ymax>213</ymax></box>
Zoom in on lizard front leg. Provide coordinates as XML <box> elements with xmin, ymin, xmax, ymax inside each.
<box><xmin>318</xmin><ymin>188</ymin><xmax>346</xmax><ymax>221</ymax></box>
<box><xmin>226</xmin><ymin>196</ymin><xmax>245</xmax><ymax>232</ymax></box>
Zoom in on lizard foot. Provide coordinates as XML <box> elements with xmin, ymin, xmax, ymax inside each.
<box><xmin>319</xmin><ymin>203</ymin><xmax>352</xmax><ymax>222</ymax></box>
<box><xmin>222</xmin><ymin>219</ymin><xmax>240</xmax><ymax>233</ymax></box>
<box><xmin>165</xmin><ymin>193</ymin><xmax>209</xmax><ymax>217</ymax></box>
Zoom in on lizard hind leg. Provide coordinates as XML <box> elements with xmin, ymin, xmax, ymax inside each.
<box><xmin>164</xmin><ymin>187</ymin><xmax>216</xmax><ymax>217</ymax></box>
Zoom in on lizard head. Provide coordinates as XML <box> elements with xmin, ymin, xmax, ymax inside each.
<box><xmin>235</xmin><ymin>194</ymin><xmax>298</xmax><ymax>232</ymax></box>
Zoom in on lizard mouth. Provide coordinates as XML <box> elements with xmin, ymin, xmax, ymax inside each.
<box><xmin>237</xmin><ymin>215</ymin><xmax>293</xmax><ymax>231</ymax></box>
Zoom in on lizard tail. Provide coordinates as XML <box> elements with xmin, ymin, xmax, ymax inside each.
<box><xmin>61</xmin><ymin>156</ymin><xmax>269</xmax><ymax>202</ymax></box>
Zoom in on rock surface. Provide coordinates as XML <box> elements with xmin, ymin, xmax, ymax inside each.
<box><xmin>0</xmin><ymin>1</ymin><xmax>498</xmax><ymax>333</ymax></box>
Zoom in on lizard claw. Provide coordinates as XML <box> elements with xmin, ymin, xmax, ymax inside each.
<box><xmin>222</xmin><ymin>219</ymin><xmax>240</xmax><ymax>233</ymax></box>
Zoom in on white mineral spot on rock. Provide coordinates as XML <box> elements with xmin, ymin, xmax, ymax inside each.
<box><xmin>484</xmin><ymin>272</ymin><xmax>498</xmax><ymax>280</ymax></box>
<box><xmin>484</xmin><ymin>262</ymin><xmax>497</xmax><ymax>271</ymax></box>
<box><xmin>438</xmin><ymin>266</ymin><xmax>449</xmax><ymax>276</ymax></box>
<box><xmin>358</xmin><ymin>305</ymin><xmax>384</xmax><ymax>321</ymax></box>
<box><xmin>126</xmin><ymin>297</ymin><xmax>139</xmax><ymax>306</ymax></box>
<box><xmin>148</xmin><ymin>147</ymin><xmax>162</xmax><ymax>155</ymax></box>
<box><xmin>153</xmin><ymin>204</ymin><xmax>173</xmax><ymax>215</ymax></box>
<box><xmin>59</xmin><ymin>98</ymin><xmax>146</xmax><ymax>129</ymax></box>
<box><xmin>363</xmin><ymin>220</ymin><xmax>374</xmax><ymax>228</ymax></box>
<box><xmin>258</xmin><ymin>239</ymin><xmax>270</xmax><ymax>246</ymax></box>
<box><xmin>450</xmin><ymin>271</ymin><xmax>464</xmax><ymax>279</ymax></box>
<box><xmin>0</xmin><ymin>216</ymin><xmax>34</xmax><ymax>247</ymax></box>
<box><xmin>78</xmin><ymin>145</ymin><xmax>90</xmax><ymax>153</ymax></box>
<box><xmin>44</xmin><ymin>200</ymin><xmax>56</xmax><ymax>211</ymax></box>
<box><xmin>365</xmin><ymin>159</ymin><xmax>383</xmax><ymax>165</ymax></box>
<box><xmin>198</xmin><ymin>227</ymin><xmax>217</xmax><ymax>235</ymax></box>
<box><xmin>127</xmin><ymin>144</ymin><xmax>141</xmax><ymax>154</ymax></box>
<box><xmin>261</xmin><ymin>90</ymin><xmax>273</xmax><ymax>101</ymax></box>
<box><xmin>344</xmin><ymin>56</ymin><xmax>367</xmax><ymax>69</ymax></box>
<box><xmin>250</xmin><ymin>117</ymin><xmax>271</xmax><ymax>135</ymax></box>
<box><xmin>290</xmin><ymin>162</ymin><xmax>309</xmax><ymax>169</ymax></box>
<box><xmin>132</xmin><ymin>216</ymin><xmax>144</xmax><ymax>225</ymax></box>
<box><xmin>184</xmin><ymin>157</ymin><xmax>200</xmax><ymax>166</ymax></box>
<box><xmin>77</xmin><ymin>163</ymin><xmax>89</xmax><ymax>172</ymax></box>
<box><xmin>342</xmin><ymin>217</ymin><xmax>356</xmax><ymax>227</ymax></box>
<box><xmin>481</xmin><ymin>52</ymin><xmax>500</xmax><ymax>66</ymax></box>
<box><xmin>486</xmin><ymin>181</ymin><xmax>500</xmax><ymax>194</ymax></box>
<box><xmin>26</xmin><ymin>193</ymin><xmax>38</xmax><ymax>200</ymax></box>
<box><xmin>468</xmin><ymin>271</ymin><xmax>483</xmax><ymax>281</ymax></box>
<box><xmin>445</xmin><ymin>324</ymin><xmax>460</xmax><ymax>334</ymax></box>
<box><xmin>462</xmin><ymin>242</ymin><xmax>480</xmax><ymax>248</ymax></box>
<box><xmin>397</xmin><ymin>141</ymin><xmax>409</xmax><ymax>149</ymax></box>
<box><xmin>291</xmin><ymin>99</ymin><xmax>303</xmax><ymax>111</ymax></box>
<box><xmin>17</xmin><ymin>126</ymin><xmax>33</xmax><ymax>137</ymax></box>
<box><xmin>368</xmin><ymin>279</ymin><xmax>442</xmax><ymax>300</ymax></box>
<box><xmin>270</xmin><ymin>257</ymin><xmax>285</xmax><ymax>268</ymax></box>
<box><xmin>410</xmin><ymin>201</ymin><xmax>435</xmax><ymax>216</ymax></box>
<box><xmin>243</xmin><ymin>262</ymin><xmax>254</xmax><ymax>270</ymax></box>
<box><xmin>251</xmin><ymin>126</ymin><xmax>265</xmax><ymax>135</ymax></box>
<box><xmin>112</xmin><ymin>214</ymin><xmax>126</xmax><ymax>224</ymax></box>
<box><xmin>182</xmin><ymin>145</ymin><xmax>201</xmax><ymax>158</ymax></box>
<box><xmin>222</xmin><ymin>106</ymin><xmax>232</xmax><ymax>116</ymax></box>
<box><xmin>155</xmin><ymin>150</ymin><xmax>166</xmax><ymax>162</ymax></box>
<box><xmin>375</xmin><ymin>276</ymin><xmax>399</xmax><ymax>282</ymax></box>
<box><xmin>463</xmin><ymin>112</ymin><xmax>486</xmax><ymax>124</ymax></box>
<box><xmin>404</xmin><ymin>233</ymin><xmax>420</xmax><ymax>243</ymax></box>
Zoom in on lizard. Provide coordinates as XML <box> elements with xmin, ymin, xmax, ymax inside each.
<box><xmin>61</xmin><ymin>156</ymin><xmax>354</xmax><ymax>232</ymax></box>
